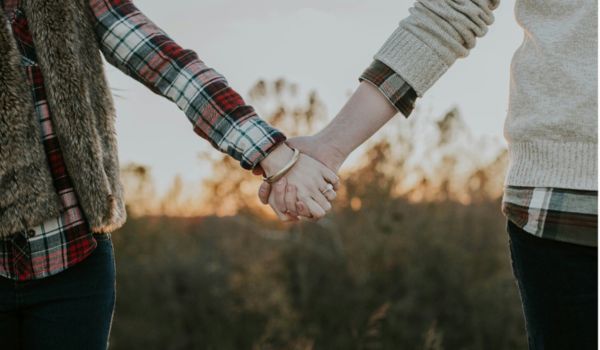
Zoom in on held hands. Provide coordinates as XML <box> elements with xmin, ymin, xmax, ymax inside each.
<box><xmin>257</xmin><ymin>82</ymin><xmax>394</xmax><ymax>220</ymax></box>
<box><xmin>257</xmin><ymin>136</ymin><xmax>347</xmax><ymax>221</ymax></box>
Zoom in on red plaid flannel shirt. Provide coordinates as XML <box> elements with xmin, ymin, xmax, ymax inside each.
<box><xmin>0</xmin><ymin>0</ymin><xmax>285</xmax><ymax>281</ymax></box>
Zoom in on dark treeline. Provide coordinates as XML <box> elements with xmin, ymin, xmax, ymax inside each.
<box><xmin>109</xmin><ymin>80</ymin><xmax>526</xmax><ymax>350</ymax></box>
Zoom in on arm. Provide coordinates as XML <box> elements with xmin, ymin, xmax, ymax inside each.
<box><xmin>263</xmin><ymin>80</ymin><xmax>396</xmax><ymax>218</ymax></box>
<box><xmin>89</xmin><ymin>0</ymin><xmax>337</xmax><ymax>218</ymax></box>
<box><xmin>89</xmin><ymin>0</ymin><xmax>285</xmax><ymax>171</ymax></box>
<box><xmin>311</xmin><ymin>81</ymin><xmax>400</xmax><ymax>169</ymax></box>
<box><xmin>261</xmin><ymin>0</ymin><xmax>500</xmax><ymax>214</ymax></box>
<box><xmin>318</xmin><ymin>0</ymin><xmax>501</xmax><ymax>163</ymax></box>
<box><xmin>261</xmin><ymin>70</ymin><xmax>413</xmax><ymax>214</ymax></box>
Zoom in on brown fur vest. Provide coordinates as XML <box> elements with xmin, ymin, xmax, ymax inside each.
<box><xmin>0</xmin><ymin>0</ymin><xmax>126</xmax><ymax>237</ymax></box>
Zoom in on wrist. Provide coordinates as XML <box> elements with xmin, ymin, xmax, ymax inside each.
<box><xmin>259</xmin><ymin>142</ymin><xmax>294</xmax><ymax>177</ymax></box>
<box><xmin>312</xmin><ymin>132</ymin><xmax>348</xmax><ymax>171</ymax></box>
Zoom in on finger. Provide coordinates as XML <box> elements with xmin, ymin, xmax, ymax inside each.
<box><xmin>323</xmin><ymin>188</ymin><xmax>337</xmax><ymax>201</ymax></box>
<box><xmin>258</xmin><ymin>182</ymin><xmax>271</xmax><ymax>205</ymax></box>
<box><xmin>296</xmin><ymin>201</ymin><xmax>311</xmax><ymax>218</ymax></box>
<box><xmin>278</xmin><ymin>211</ymin><xmax>295</xmax><ymax>222</ymax></box>
<box><xmin>296</xmin><ymin>200</ymin><xmax>318</xmax><ymax>222</ymax></box>
<box><xmin>272</xmin><ymin>205</ymin><xmax>289</xmax><ymax>221</ymax></box>
<box><xmin>269</xmin><ymin>195</ymin><xmax>291</xmax><ymax>221</ymax></box>
<box><xmin>317</xmin><ymin>178</ymin><xmax>337</xmax><ymax>202</ymax></box>
<box><xmin>273</xmin><ymin>178</ymin><xmax>288</xmax><ymax>213</ymax></box>
<box><xmin>285</xmin><ymin>184</ymin><xmax>298</xmax><ymax>216</ymax></box>
<box><xmin>302</xmin><ymin>196</ymin><xmax>327</xmax><ymax>220</ymax></box>
<box><xmin>311</xmin><ymin>191</ymin><xmax>332</xmax><ymax>213</ymax></box>
<box><xmin>321</xmin><ymin>168</ymin><xmax>340</xmax><ymax>190</ymax></box>
<box><xmin>332</xmin><ymin>179</ymin><xmax>341</xmax><ymax>191</ymax></box>
<box><xmin>276</xmin><ymin>210</ymin><xmax>291</xmax><ymax>221</ymax></box>
<box><xmin>281</xmin><ymin>207</ymin><xmax>299</xmax><ymax>221</ymax></box>
<box><xmin>286</xmin><ymin>214</ymin><xmax>299</xmax><ymax>222</ymax></box>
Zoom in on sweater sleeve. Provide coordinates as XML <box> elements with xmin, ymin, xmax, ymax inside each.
<box><xmin>374</xmin><ymin>0</ymin><xmax>500</xmax><ymax>97</ymax></box>
<box><xmin>88</xmin><ymin>0</ymin><xmax>286</xmax><ymax>170</ymax></box>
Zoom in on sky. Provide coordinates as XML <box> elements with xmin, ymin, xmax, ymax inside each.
<box><xmin>106</xmin><ymin>0</ymin><xmax>523</xmax><ymax>196</ymax></box>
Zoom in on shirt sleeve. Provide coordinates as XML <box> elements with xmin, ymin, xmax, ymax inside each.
<box><xmin>359</xmin><ymin>60</ymin><xmax>418</xmax><ymax>118</ymax></box>
<box><xmin>373</xmin><ymin>0</ymin><xmax>499</xmax><ymax>96</ymax></box>
<box><xmin>88</xmin><ymin>0</ymin><xmax>286</xmax><ymax>170</ymax></box>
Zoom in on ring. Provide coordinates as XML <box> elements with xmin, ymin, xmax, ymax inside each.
<box><xmin>320</xmin><ymin>183</ymin><xmax>335</xmax><ymax>194</ymax></box>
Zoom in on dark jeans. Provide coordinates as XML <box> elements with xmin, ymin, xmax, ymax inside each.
<box><xmin>507</xmin><ymin>220</ymin><xmax>598</xmax><ymax>350</ymax></box>
<box><xmin>0</xmin><ymin>233</ymin><xmax>116</xmax><ymax>350</ymax></box>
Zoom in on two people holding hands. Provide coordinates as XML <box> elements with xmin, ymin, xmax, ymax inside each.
<box><xmin>0</xmin><ymin>0</ymin><xmax>596</xmax><ymax>349</ymax></box>
<box><xmin>256</xmin><ymin>79</ymin><xmax>401</xmax><ymax>221</ymax></box>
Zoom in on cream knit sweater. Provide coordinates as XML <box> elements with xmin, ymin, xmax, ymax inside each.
<box><xmin>374</xmin><ymin>0</ymin><xmax>598</xmax><ymax>190</ymax></box>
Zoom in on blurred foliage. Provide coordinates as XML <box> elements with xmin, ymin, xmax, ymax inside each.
<box><xmin>112</xmin><ymin>80</ymin><xmax>525</xmax><ymax>349</ymax></box>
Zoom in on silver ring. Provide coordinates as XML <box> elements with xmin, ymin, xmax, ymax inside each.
<box><xmin>320</xmin><ymin>183</ymin><xmax>335</xmax><ymax>194</ymax></box>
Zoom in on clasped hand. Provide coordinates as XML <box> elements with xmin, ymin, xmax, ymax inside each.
<box><xmin>257</xmin><ymin>138</ymin><xmax>342</xmax><ymax>221</ymax></box>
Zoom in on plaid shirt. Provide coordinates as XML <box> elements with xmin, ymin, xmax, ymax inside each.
<box><xmin>0</xmin><ymin>0</ymin><xmax>285</xmax><ymax>281</ymax></box>
<box><xmin>359</xmin><ymin>60</ymin><xmax>598</xmax><ymax>248</ymax></box>
<box><xmin>502</xmin><ymin>187</ymin><xmax>597</xmax><ymax>247</ymax></box>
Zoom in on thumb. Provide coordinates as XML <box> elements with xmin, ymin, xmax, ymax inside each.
<box><xmin>258</xmin><ymin>181</ymin><xmax>272</xmax><ymax>205</ymax></box>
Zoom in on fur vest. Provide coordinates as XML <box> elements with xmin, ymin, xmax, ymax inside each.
<box><xmin>0</xmin><ymin>0</ymin><xmax>126</xmax><ymax>237</ymax></box>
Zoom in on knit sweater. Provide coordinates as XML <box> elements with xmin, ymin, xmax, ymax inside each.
<box><xmin>374</xmin><ymin>0</ymin><xmax>598</xmax><ymax>190</ymax></box>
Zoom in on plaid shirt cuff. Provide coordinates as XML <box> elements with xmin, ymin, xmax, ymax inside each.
<box><xmin>359</xmin><ymin>60</ymin><xmax>417</xmax><ymax>118</ymax></box>
<box><xmin>204</xmin><ymin>112</ymin><xmax>287</xmax><ymax>170</ymax></box>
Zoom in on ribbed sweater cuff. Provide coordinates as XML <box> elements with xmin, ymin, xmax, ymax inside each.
<box><xmin>506</xmin><ymin>141</ymin><xmax>598</xmax><ymax>191</ymax></box>
<box><xmin>374</xmin><ymin>28</ymin><xmax>449</xmax><ymax>97</ymax></box>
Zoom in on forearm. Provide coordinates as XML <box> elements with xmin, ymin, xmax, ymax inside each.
<box><xmin>90</xmin><ymin>0</ymin><xmax>286</xmax><ymax>170</ymax></box>
<box><xmin>316</xmin><ymin>82</ymin><xmax>398</xmax><ymax>160</ymax></box>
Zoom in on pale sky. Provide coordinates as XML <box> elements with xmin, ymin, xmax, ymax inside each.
<box><xmin>106</xmin><ymin>1</ymin><xmax>523</xmax><ymax>195</ymax></box>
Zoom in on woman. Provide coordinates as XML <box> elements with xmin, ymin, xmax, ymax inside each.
<box><xmin>262</xmin><ymin>1</ymin><xmax>598</xmax><ymax>348</ymax></box>
<box><xmin>0</xmin><ymin>0</ymin><xmax>336</xmax><ymax>348</ymax></box>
